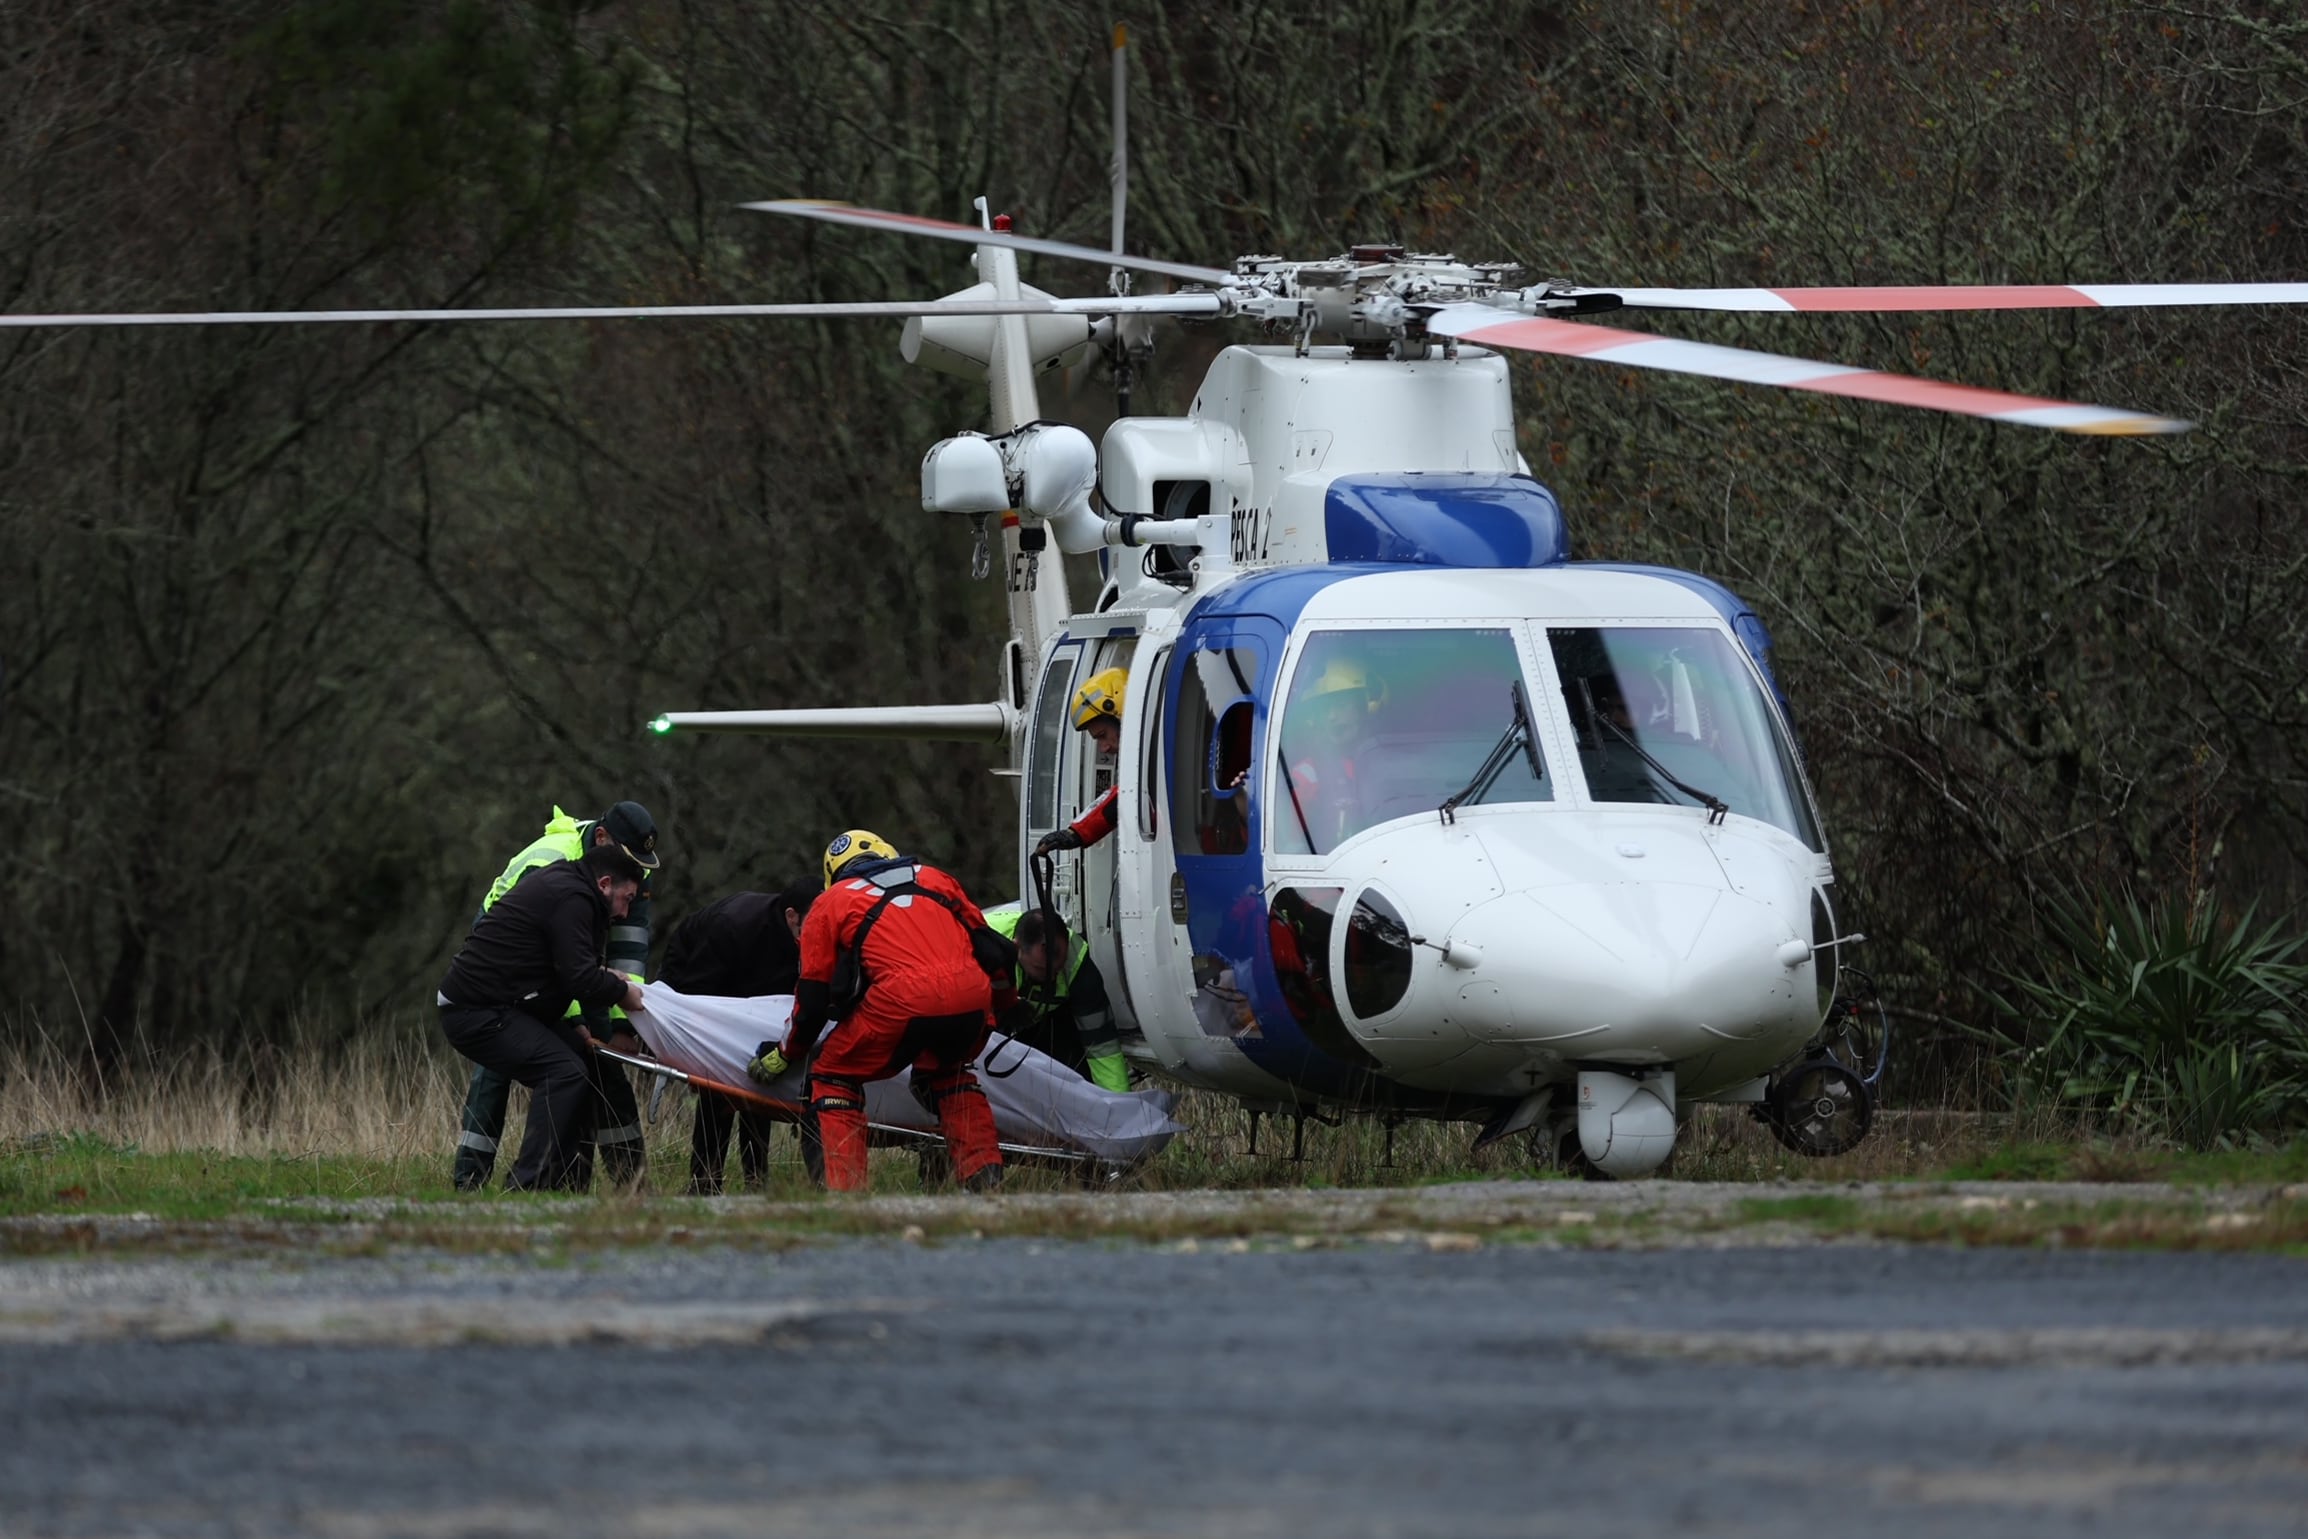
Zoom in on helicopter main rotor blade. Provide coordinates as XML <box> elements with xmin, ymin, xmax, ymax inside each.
<box><xmin>0</xmin><ymin>295</ymin><xmax>1222</xmax><ymax>329</ymax></box>
<box><xmin>744</xmin><ymin>199</ymin><xmax>1235</xmax><ymax>287</ymax></box>
<box><xmin>1426</xmin><ymin>306</ymin><xmax>2191</xmax><ymax>435</ymax></box>
<box><xmin>1566</xmin><ymin>282</ymin><xmax>2308</xmax><ymax>313</ymax></box>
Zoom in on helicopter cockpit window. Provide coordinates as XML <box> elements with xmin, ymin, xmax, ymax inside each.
<box><xmin>1547</xmin><ymin>626</ymin><xmax>1824</xmax><ymax>851</ymax></box>
<box><xmin>1274</xmin><ymin>627</ymin><xmax>1550</xmax><ymax>856</ymax></box>
<box><xmin>1172</xmin><ymin>642</ymin><xmax>1262</xmax><ymax>858</ymax></box>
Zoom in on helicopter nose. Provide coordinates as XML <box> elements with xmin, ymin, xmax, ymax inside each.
<box><xmin>1442</xmin><ymin>881</ymin><xmax>1806</xmax><ymax>1060</ymax></box>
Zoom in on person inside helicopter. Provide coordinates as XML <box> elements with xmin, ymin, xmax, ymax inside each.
<box><xmin>1274</xmin><ymin>628</ymin><xmax>1551</xmax><ymax>856</ymax></box>
<box><xmin>1034</xmin><ymin>667</ymin><xmax>1126</xmax><ymax>856</ymax></box>
<box><xmin>1274</xmin><ymin>655</ymin><xmax>1376</xmax><ymax>855</ymax></box>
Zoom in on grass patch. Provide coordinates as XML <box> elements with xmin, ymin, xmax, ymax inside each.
<box><xmin>1736</xmin><ymin>1193</ymin><xmax>1863</xmax><ymax>1226</ymax></box>
<box><xmin>1938</xmin><ymin>1136</ymin><xmax>2308</xmax><ymax>1185</ymax></box>
<box><xmin>0</xmin><ymin>1135</ymin><xmax>447</xmax><ymax>1221</ymax></box>
<box><xmin>4</xmin><ymin>1025</ymin><xmax>2306</xmax><ymax>1261</ymax></box>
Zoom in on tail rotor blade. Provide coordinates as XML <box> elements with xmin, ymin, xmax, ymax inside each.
<box><xmin>1427</xmin><ymin>306</ymin><xmax>2192</xmax><ymax>436</ymax></box>
<box><xmin>744</xmin><ymin>198</ymin><xmax>1232</xmax><ymax>287</ymax></box>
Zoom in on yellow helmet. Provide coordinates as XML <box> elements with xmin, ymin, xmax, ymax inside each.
<box><xmin>823</xmin><ymin>828</ymin><xmax>897</xmax><ymax>888</ymax></box>
<box><xmin>1304</xmin><ymin>657</ymin><xmax>1371</xmax><ymax>704</ymax></box>
<box><xmin>1070</xmin><ymin>667</ymin><xmax>1127</xmax><ymax>731</ymax></box>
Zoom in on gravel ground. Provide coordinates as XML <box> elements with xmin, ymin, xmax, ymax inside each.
<box><xmin>3</xmin><ymin>1191</ymin><xmax>2306</xmax><ymax>1537</ymax></box>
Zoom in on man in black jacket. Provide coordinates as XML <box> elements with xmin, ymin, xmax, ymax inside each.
<box><xmin>437</xmin><ymin>845</ymin><xmax>648</xmax><ymax>1191</ymax></box>
<box><xmin>658</xmin><ymin>886</ymin><xmax>813</xmax><ymax>1193</ymax></box>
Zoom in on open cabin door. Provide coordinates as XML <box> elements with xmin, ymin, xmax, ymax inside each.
<box><xmin>1020</xmin><ymin>639</ymin><xmax>1085</xmax><ymax>913</ymax></box>
<box><xmin>1137</xmin><ymin>614</ymin><xmax>1299</xmax><ymax>1093</ymax></box>
<box><xmin>1018</xmin><ymin>631</ymin><xmax>1136</xmax><ymax>982</ymax></box>
<box><xmin>1072</xmin><ymin>632</ymin><xmax>1136</xmax><ymax>1008</ymax></box>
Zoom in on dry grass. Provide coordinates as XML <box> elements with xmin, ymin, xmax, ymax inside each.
<box><xmin>0</xmin><ymin>1016</ymin><xmax>2290</xmax><ymax>1198</ymax></box>
<box><xmin>0</xmin><ymin>1016</ymin><xmax>468</xmax><ymax>1161</ymax></box>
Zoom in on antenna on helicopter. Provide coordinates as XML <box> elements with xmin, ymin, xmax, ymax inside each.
<box><xmin>1104</xmin><ymin>22</ymin><xmax>1155</xmax><ymax>419</ymax></box>
<box><xmin>1109</xmin><ymin>24</ymin><xmax>1130</xmax><ymax>297</ymax></box>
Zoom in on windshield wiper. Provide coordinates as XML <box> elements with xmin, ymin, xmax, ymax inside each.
<box><xmin>1577</xmin><ymin>677</ymin><xmax>1728</xmax><ymax>825</ymax></box>
<box><xmin>1439</xmin><ymin>682</ymin><xmax>1546</xmax><ymax>825</ymax></box>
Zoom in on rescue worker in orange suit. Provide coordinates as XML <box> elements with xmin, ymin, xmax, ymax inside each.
<box><xmin>745</xmin><ymin>831</ymin><xmax>1007</xmax><ymax>1193</ymax></box>
<box><xmin>1033</xmin><ymin>667</ymin><xmax>1126</xmax><ymax>856</ymax></box>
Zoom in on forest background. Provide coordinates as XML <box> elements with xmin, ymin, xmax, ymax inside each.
<box><xmin>3</xmin><ymin>0</ymin><xmax>2303</xmax><ymax>1103</ymax></box>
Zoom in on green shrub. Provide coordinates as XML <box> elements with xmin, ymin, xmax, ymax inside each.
<box><xmin>1995</xmin><ymin>893</ymin><xmax>2308</xmax><ymax>1149</ymax></box>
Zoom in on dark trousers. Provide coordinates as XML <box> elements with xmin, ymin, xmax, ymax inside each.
<box><xmin>687</xmin><ymin>1088</ymin><xmax>776</xmax><ymax>1194</ymax></box>
<box><xmin>439</xmin><ymin>1005</ymin><xmax>624</xmax><ymax>1192</ymax></box>
<box><xmin>453</xmin><ymin>1056</ymin><xmax>645</xmax><ymax>1190</ymax></box>
<box><xmin>1001</xmin><ymin>1003</ymin><xmax>1090</xmax><ymax>1076</ymax></box>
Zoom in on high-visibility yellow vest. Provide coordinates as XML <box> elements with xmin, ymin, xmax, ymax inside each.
<box><xmin>481</xmin><ymin>806</ymin><xmax>587</xmax><ymax>915</ymax></box>
<box><xmin>984</xmin><ymin>907</ymin><xmax>1089</xmax><ymax>1003</ymax></box>
<box><xmin>477</xmin><ymin>805</ymin><xmax>649</xmax><ymax>1021</ymax></box>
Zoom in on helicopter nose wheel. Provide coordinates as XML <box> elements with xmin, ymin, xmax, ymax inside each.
<box><xmin>1761</xmin><ymin>1059</ymin><xmax>1872</xmax><ymax>1157</ymax></box>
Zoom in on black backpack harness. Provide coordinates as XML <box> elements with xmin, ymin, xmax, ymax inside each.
<box><xmin>828</xmin><ymin>865</ymin><xmax>1018</xmax><ymax>1015</ymax></box>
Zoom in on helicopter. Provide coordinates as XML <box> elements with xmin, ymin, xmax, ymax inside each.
<box><xmin>626</xmin><ymin>180</ymin><xmax>2307</xmax><ymax>1176</ymax></box>
<box><xmin>14</xmin><ymin>36</ymin><xmax>2308</xmax><ymax>1178</ymax></box>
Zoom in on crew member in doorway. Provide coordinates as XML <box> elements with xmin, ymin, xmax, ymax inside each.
<box><xmin>657</xmin><ymin>886</ymin><xmax>814</xmax><ymax>1193</ymax></box>
<box><xmin>1033</xmin><ymin>667</ymin><xmax>1126</xmax><ymax>855</ymax></box>
<box><xmin>436</xmin><ymin>842</ymin><xmax>649</xmax><ymax>1191</ymax></box>
<box><xmin>747</xmin><ymin>831</ymin><xmax>1006</xmax><ymax>1193</ymax></box>
<box><xmin>452</xmin><ymin>802</ymin><xmax>661</xmax><ymax>1192</ymax></box>
<box><xmin>986</xmin><ymin>907</ymin><xmax>1129</xmax><ymax>1091</ymax></box>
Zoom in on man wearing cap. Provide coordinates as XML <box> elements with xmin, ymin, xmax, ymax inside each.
<box><xmin>437</xmin><ymin>841</ymin><xmax>651</xmax><ymax>1191</ymax></box>
<box><xmin>451</xmin><ymin>802</ymin><xmax>663</xmax><ymax>1191</ymax></box>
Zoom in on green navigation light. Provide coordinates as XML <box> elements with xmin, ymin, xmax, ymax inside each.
<box><xmin>648</xmin><ymin>715</ymin><xmax>675</xmax><ymax>735</ymax></box>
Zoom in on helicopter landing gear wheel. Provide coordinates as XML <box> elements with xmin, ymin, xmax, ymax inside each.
<box><xmin>1762</xmin><ymin>1060</ymin><xmax>1873</xmax><ymax>1157</ymax></box>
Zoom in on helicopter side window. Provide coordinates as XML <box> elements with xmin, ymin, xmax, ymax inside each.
<box><xmin>1139</xmin><ymin>645</ymin><xmax>1170</xmax><ymax>839</ymax></box>
<box><xmin>1084</xmin><ymin>636</ymin><xmax>1136</xmax><ymax>811</ymax></box>
<box><xmin>1547</xmin><ymin>626</ymin><xmax>1824</xmax><ymax>850</ymax></box>
<box><xmin>1026</xmin><ymin>649</ymin><xmax>1081</xmax><ymax>840</ymax></box>
<box><xmin>1172</xmin><ymin>642</ymin><xmax>1262</xmax><ymax>859</ymax></box>
<box><xmin>1274</xmin><ymin>627</ymin><xmax>1549</xmax><ymax>856</ymax></box>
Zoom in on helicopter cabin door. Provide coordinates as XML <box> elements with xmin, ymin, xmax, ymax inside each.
<box><xmin>1018</xmin><ymin>631</ymin><xmax>1134</xmax><ymax>963</ymax></box>
<box><xmin>1155</xmin><ymin>615</ymin><xmax>1285</xmax><ymax>1081</ymax></box>
<box><xmin>1068</xmin><ymin>630</ymin><xmax>1136</xmax><ymax>988</ymax></box>
<box><xmin>1020</xmin><ymin>639</ymin><xmax>1086</xmax><ymax>914</ymax></box>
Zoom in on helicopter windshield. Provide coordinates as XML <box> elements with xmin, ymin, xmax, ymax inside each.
<box><xmin>1274</xmin><ymin>627</ymin><xmax>1551</xmax><ymax>856</ymax></box>
<box><xmin>1548</xmin><ymin>626</ymin><xmax>1823</xmax><ymax>850</ymax></box>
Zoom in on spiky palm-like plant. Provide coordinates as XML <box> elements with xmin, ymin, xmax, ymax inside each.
<box><xmin>1997</xmin><ymin>894</ymin><xmax>2308</xmax><ymax>1149</ymax></box>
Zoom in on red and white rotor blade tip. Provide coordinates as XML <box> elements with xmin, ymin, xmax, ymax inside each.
<box><xmin>1427</xmin><ymin>308</ymin><xmax>2190</xmax><ymax>435</ymax></box>
<box><xmin>0</xmin><ymin>295</ymin><xmax>1218</xmax><ymax>329</ymax></box>
<box><xmin>743</xmin><ymin>199</ymin><xmax>1234</xmax><ymax>287</ymax></box>
<box><xmin>1568</xmin><ymin>282</ymin><xmax>2308</xmax><ymax>313</ymax></box>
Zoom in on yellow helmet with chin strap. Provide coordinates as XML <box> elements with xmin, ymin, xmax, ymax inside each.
<box><xmin>823</xmin><ymin>828</ymin><xmax>898</xmax><ymax>889</ymax></box>
<box><xmin>1070</xmin><ymin>667</ymin><xmax>1127</xmax><ymax>731</ymax></box>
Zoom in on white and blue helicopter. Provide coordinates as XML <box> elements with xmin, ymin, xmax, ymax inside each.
<box><xmin>632</xmin><ymin>192</ymin><xmax>2308</xmax><ymax>1178</ymax></box>
<box><xmin>18</xmin><ymin>35</ymin><xmax>2308</xmax><ymax>1176</ymax></box>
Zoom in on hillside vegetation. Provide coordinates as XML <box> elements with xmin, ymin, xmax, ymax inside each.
<box><xmin>4</xmin><ymin>1</ymin><xmax>2305</xmax><ymax>1114</ymax></box>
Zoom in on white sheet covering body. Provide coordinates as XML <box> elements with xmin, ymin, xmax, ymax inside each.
<box><xmin>629</xmin><ymin>982</ymin><xmax>1183</xmax><ymax>1164</ymax></box>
